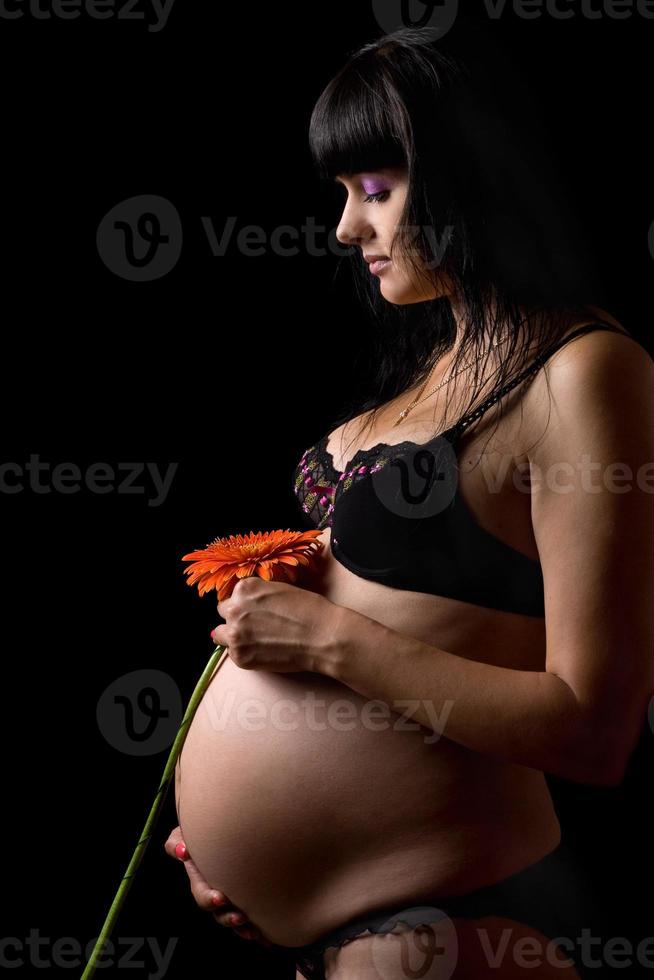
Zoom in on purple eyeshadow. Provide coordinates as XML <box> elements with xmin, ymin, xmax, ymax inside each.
<box><xmin>361</xmin><ymin>178</ymin><xmax>390</xmax><ymax>195</ymax></box>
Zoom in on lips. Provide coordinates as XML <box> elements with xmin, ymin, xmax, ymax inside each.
<box><xmin>369</xmin><ymin>258</ymin><xmax>391</xmax><ymax>275</ymax></box>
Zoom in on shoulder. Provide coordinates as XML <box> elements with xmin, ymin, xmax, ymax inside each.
<box><xmin>522</xmin><ymin>317</ymin><xmax>654</xmax><ymax>454</ymax></box>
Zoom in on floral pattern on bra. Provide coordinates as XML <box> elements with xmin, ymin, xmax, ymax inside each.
<box><xmin>293</xmin><ymin>437</ymin><xmax>393</xmax><ymax>530</ymax></box>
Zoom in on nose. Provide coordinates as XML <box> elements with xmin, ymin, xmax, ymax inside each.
<box><xmin>335</xmin><ymin>200</ymin><xmax>372</xmax><ymax>251</ymax></box>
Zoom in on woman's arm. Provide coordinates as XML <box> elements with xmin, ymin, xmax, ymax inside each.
<box><xmin>321</xmin><ymin>331</ymin><xmax>654</xmax><ymax>787</ymax></box>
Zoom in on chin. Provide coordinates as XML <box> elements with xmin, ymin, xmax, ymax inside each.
<box><xmin>380</xmin><ymin>280</ymin><xmax>439</xmax><ymax>304</ymax></box>
<box><xmin>379</xmin><ymin>268</ymin><xmax>446</xmax><ymax>304</ymax></box>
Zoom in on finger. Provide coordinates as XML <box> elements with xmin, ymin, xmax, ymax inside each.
<box><xmin>211</xmin><ymin>624</ymin><xmax>229</xmax><ymax>646</ymax></box>
<box><xmin>233</xmin><ymin>926</ymin><xmax>262</xmax><ymax>941</ymax></box>
<box><xmin>163</xmin><ymin>829</ymin><xmax>257</xmax><ymax>930</ymax></box>
<box><xmin>213</xmin><ymin>909</ymin><xmax>249</xmax><ymax>928</ymax></box>
<box><xmin>171</xmin><ymin>844</ymin><xmax>243</xmax><ymax>919</ymax></box>
<box><xmin>182</xmin><ymin>860</ymin><xmax>232</xmax><ymax>912</ymax></box>
<box><xmin>235</xmin><ymin>925</ymin><xmax>272</xmax><ymax>946</ymax></box>
<box><xmin>163</xmin><ymin>827</ymin><xmax>184</xmax><ymax>859</ymax></box>
<box><xmin>236</xmin><ymin>928</ymin><xmax>274</xmax><ymax>948</ymax></box>
<box><xmin>221</xmin><ymin>916</ymin><xmax>272</xmax><ymax>946</ymax></box>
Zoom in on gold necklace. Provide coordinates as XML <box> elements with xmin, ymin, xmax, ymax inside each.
<box><xmin>392</xmin><ymin>339</ymin><xmax>508</xmax><ymax>428</ymax></box>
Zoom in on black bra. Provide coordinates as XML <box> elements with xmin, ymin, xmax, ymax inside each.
<box><xmin>292</xmin><ymin>321</ymin><xmax>632</xmax><ymax>617</ymax></box>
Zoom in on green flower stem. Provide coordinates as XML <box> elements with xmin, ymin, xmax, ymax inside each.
<box><xmin>80</xmin><ymin>643</ymin><xmax>230</xmax><ymax>980</ymax></box>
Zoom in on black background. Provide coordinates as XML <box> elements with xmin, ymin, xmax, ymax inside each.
<box><xmin>1</xmin><ymin>2</ymin><xmax>652</xmax><ymax>978</ymax></box>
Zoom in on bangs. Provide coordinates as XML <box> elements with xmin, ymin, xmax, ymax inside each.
<box><xmin>308</xmin><ymin>58</ymin><xmax>408</xmax><ymax>182</ymax></box>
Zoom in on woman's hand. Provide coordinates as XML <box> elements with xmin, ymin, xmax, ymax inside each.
<box><xmin>164</xmin><ymin>826</ymin><xmax>272</xmax><ymax>947</ymax></box>
<box><xmin>211</xmin><ymin>577</ymin><xmax>346</xmax><ymax>675</ymax></box>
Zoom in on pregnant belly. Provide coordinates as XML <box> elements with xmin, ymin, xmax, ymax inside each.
<box><xmin>176</xmin><ymin>654</ymin><xmax>469</xmax><ymax>945</ymax></box>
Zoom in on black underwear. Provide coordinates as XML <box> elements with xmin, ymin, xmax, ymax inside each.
<box><xmin>290</xmin><ymin>839</ymin><xmax>602</xmax><ymax>979</ymax></box>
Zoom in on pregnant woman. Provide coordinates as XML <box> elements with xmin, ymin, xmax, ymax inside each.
<box><xmin>166</xmin><ymin>23</ymin><xmax>654</xmax><ymax>980</ymax></box>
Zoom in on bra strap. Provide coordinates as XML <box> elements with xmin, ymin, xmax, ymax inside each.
<box><xmin>451</xmin><ymin>321</ymin><xmax>629</xmax><ymax>441</ymax></box>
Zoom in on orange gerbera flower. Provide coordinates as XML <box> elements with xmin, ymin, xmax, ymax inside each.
<box><xmin>181</xmin><ymin>528</ymin><xmax>325</xmax><ymax>600</ymax></box>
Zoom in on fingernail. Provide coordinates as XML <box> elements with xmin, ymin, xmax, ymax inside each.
<box><xmin>211</xmin><ymin>892</ymin><xmax>225</xmax><ymax>906</ymax></box>
<box><xmin>175</xmin><ymin>842</ymin><xmax>188</xmax><ymax>860</ymax></box>
<box><xmin>230</xmin><ymin>913</ymin><xmax>245</xmax><ymax>925</ymax></box>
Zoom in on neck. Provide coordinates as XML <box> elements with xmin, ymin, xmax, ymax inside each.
<box><xmin>446</xmin><ymin>294</ymin><xmax>535</xmax><ymax>353</ymax></box>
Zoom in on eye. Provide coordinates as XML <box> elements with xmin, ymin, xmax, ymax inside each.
<box><xmin>363</xmin><ymin>190</ymin><xmax>390</xmax><ymax>203</ymax></box>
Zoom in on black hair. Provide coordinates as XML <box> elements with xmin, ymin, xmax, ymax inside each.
<box><xmin>308</xmin><ymin>19</ymin><xmax>614</xmax><ymax>461</ymax></box>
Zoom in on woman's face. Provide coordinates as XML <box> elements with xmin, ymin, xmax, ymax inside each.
<box><xmin>334</xmin><ymin>166</ymin><xmax>452</xmax><ymax>305</ymax></box>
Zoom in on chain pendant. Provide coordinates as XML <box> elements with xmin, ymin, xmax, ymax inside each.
<box><xmin>394</xmin><ymin>405</ymin><xmax>414</xmax><ymax>426</ymax></box>
<box><xmin>392</xmin><ymin>339</ymin><xmax>507</xmax><ymax>429</ymax></box>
